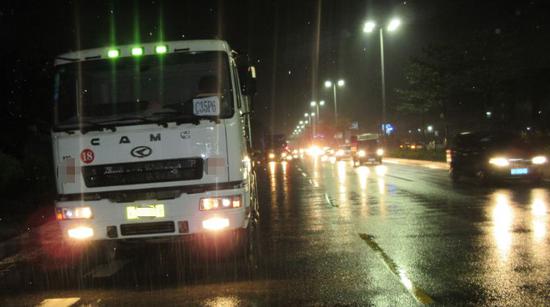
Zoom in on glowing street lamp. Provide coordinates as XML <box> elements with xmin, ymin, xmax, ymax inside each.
<box><xmin>324</xmin><ymin>79</ymin><xmax>345</xmax><ymax>127</ymax></box>
<box><xmin>362</xmin><ymin>17</ymin><xmax>402</xmax><ymax>139</ymax></box>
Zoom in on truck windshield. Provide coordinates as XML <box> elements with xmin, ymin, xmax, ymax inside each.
<box><xmin>53</xmin><ymin>51</ymin><xmax>233</xmax><ymax>130</ymax></box>
<box><xmin>358</xmin><ymin>139</ymin><xmax>378</xmax><ymax>148</ymax></box>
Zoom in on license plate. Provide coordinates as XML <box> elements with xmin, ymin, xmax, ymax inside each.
<box><xmin>193</xmin><ymin>96</ymin><xmax>220</xmax><ymax>116</ymax></box>
<box><xmin>126</xmin><ymin>204</ymin><xmax>165</xmax><ymax>220</ymax></box>
<box><xmin>510</xmin><ymin>168</ymin><xmax>528</xmax><ymax>175</ymax></box>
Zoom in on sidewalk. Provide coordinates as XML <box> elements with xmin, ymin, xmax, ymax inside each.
<box><xmin>384</xmin><ymin>157</ymin><xmax>449</xmax><ymax>170</ymax></box>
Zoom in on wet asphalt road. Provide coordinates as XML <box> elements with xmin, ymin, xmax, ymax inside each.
<box><xmin>1</xmin><ymin>158</ymin><xmax>549</xmax><ymax>306</ymax></box>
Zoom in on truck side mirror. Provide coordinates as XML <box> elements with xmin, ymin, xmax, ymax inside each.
<box><xmin>239</xmin><ymin>66</ymin><xmax>257</xmax><ymax>96</ymax></box>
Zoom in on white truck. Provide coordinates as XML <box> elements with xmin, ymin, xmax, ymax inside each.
<box><xmin>51</xmin><ymin>40</ymin><xmax>258</xmax><ymax>262</ymax></box>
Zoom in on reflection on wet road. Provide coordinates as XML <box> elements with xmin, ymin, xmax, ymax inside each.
<box><xmin>0</xmin><ymin>158</ymin><xmax>549</xmax><ymax>305</ymax></box>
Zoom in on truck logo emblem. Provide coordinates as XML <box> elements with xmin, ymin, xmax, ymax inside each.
<box><xmin>131</xmin><ymin>146</ymin><xmax>152</xmax><ymax>158</ymax></box>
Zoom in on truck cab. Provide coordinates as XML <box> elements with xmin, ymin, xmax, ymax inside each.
<box><xmin>51</xmin><ymin>40</ymin><xmax>258</xmax><ymax>259</ymax></box>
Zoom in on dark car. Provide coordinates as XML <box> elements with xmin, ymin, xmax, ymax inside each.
<box><xmin>449</xmin><ymin>131</ymin><xmax>547</xmax><ymax>183</ymax></box>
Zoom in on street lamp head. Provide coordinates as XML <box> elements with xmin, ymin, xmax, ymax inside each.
<box><xmin>311</xmin><ymin>112</ymin><xmax>315</xmax><ymax>117</ymax></box>
<box><xmin>310</xmin><ymin>101</ymin><xmax>317</xmax><ymax>107</ymax></box>
<box><xmin>387</xmin><ymin>18</ymin><xmax>401</xmax><ymax>32</ymax></box>
<box><xmin>320</xmin><ymin>100</ymin><xmax>325</xmax><ymax>106</ymax></box>
<box><xmin>304</xmin><ymin>113</ymin><xmax>309</xmax><ymax>117</ymax></box>
<box><xmin>337</xmin><ymin>79</ymin><xmax>345</xmax><ymax>87</ymax></box>
<box><xmin>305</xmin><ymin>120</ymin><xmax>309</xmax><ymax>124</ymax></box>
<box><xmin>363</xmin><ymin>21</ymin><xmax>376</xmax><ymax>33</ymax></box>
<box><xmin>324</xmin><ymin>80</ymin><xmax>332</xmax><ymax>88</ymax></box>
<box><xmin>299</xmin><ymin>120</ymin><xmax>304</xmax><ymax>125</ymax></box>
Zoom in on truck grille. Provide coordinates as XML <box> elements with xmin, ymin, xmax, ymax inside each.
<box><xmin>120</xmin><ymin>221</ymin><xmax>175</xmax><ymax>236</ymax></box>
<box><xmin>82</xmin><ymin>158</ymin><xmax>203</xmax><ymax>188</ymax></box>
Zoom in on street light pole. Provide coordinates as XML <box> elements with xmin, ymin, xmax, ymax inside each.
<box><xmin>379</xmin><ymin>27</ymin><xmax>387</xmax><ymax>137</ymax></box>
<box><xmin>332</xmin><ymin>84</ymin><xmax>338</xmax><ymax>128</ymax></box>
<box><xmin>364</xmin><ymin>18</ymin><xmax>400</xmax><ymax>140</ymax></box>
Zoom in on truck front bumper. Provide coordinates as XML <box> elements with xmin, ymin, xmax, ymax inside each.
<box><xmin>55</xmin><ymin>187</ymin><xmax>249</xmax><ymax>243</ymax></box>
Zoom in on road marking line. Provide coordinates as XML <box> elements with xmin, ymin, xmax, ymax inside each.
<box><xmin>302</xmin><ymin>172</ymin><xmax>308</xmax><ymax>177</ymax></box>
<box><xmin>324</xmin><ymin>193</ymin><xmax>338</xmax><ymax>207</ymax></box>
<box><xmin>386</xmin><ymin>174</ymin><xmax>414</xmax><ymax>182</ymax></box>
<box><xmin>38</xmin><ymin>298</ymin><xmax>80</xmax><ymax>307</ymax></box>
<box><xmin>358</xmin><ymin>233</ymin><xmax>434</xmax><ymax>305</ymax></box>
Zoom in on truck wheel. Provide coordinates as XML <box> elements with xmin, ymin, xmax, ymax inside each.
<box><xmin>449</xmin><ymin>167</ymin><xmax>461</xmax><ymax>182</ymax></box>
<box><xmin>476</xmin><ymin>169</ymin><xmax>492</xmax><ymax>186</ymax></box>
<box><xmin>531</xmin><ymin>176</ymin><xmax>543</xmax><ymax>186</ymax></box>
<box><xmin>242</xmin><ymin>216</ymin><xmax>260</xmax><ymax>276</ymax></box>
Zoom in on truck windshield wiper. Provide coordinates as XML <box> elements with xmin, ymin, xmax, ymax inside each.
<box><xmin>145</xmin><ymin>110</ymin><xmax>221</xmax><ymax>126</ymax></box>
<box><xmin>80</xmin><ymin>120</ymin><xmax>117</xmax><ymax>134</ymax></box>
<box><xmin>55</xmin><ymin>120</ymin><xmax>117</xmax><ymax>134</ymax></box>
<box><xmin>158</xmin><ymin>114</ymin><xmax>221</xmax><ymax>126</ymax></box>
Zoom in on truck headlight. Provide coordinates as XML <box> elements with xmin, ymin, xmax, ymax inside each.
<box><xmin>532</xmin><ymin>156</ymin><xmax>547</xmax><ymax>165</ymax></box>
<box><xmin>376</xmin><ymin>148</ymin><xmax>384</xmax><ymax>156</ymax></box>
<box><xmin>489</xmin><ymin>157</ymin><xmax>509</xmax><ymax>167</ymax></box>
<box><xmin>200</xmin><ymin>195</ymin><xmax>242</xmax><ymax>211</ymax></box>
<box><xmin>357</xmin><ymin>150</ymin><xmax>366</xmax><ymax>157</ymax></box>
<box><xmin>56</xmin><ymin>206</ymin><xmax>93</xmax><ymax>220</ymax></box>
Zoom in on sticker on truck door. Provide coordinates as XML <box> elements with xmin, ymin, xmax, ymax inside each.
<box><xmin>193</xmin><ymin>96</ymin><xmax>220</xmax><ymax>116</ymax></box>
<box><xmin>80</xmin><ymin>149</ymin><xmax>95</xmax><ymax>164</ymax></box>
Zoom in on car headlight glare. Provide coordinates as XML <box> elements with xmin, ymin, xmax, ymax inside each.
<box><xmin>376</xmin><ymin>148</ymin><xmax>384</xmax><ymax>156</ymax></box>
<box><xmin>268</xmin><ymin>153</ymin><xmax>276</xmax><ymax>159</ymax></box>
<box><xmin>56</xmin><ymin>206</ymin><xmax>93</xmax><ymax>220</ymax></box>
<box><xmin>532</xmin><ymin>155</ymin><xmax>547</xmax><ymax>165</ymax></box>
<box><xmin>489</xmin><ymin>157</ymin><xmax>509</xmax><ymax>167</ymax></box>
<box><xmin>200</xmin><ymin>195</ymin><xmax>242</xmax><ymax>211</ymax></box>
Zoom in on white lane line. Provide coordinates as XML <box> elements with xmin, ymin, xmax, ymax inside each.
<box><xmin>359</xmin><ymin>233</ymin><xmax>434</xmax><ymax>305</ymax></box>
<box><xmin>38</xmin><ymin>298</ymin><xmax>80</xmax><ymax>307</ymax></box>
<box><xmin>324</xmin><ymin>193</ymin><xmax>338</xmax><ymax>207</ymax></box>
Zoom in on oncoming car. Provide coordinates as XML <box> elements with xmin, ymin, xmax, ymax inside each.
<box><xmin>449</xmin><ymin>131</ymin><xmax>547</xmax><ymax>184</ymax></box>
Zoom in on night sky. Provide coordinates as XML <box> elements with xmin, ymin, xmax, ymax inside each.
<box><xmin>2</xmin><ymin>0</ymin><xmax>549</xmax><ymax>144</ymax></box>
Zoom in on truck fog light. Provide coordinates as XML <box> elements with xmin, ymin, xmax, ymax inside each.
<box><xmin>68</xmin><ymin>226</ymin><xmax>94</xmax><ymax>240</ymax></box>
<box><xmin>202</xmin><ymin>217</ymin><xmax>229</xmax><ymax>231</ymax></box>
<box><xmin>376</xmin><ymin>148</ymin><xmax>384</xmax><ymax>156</ymax></box>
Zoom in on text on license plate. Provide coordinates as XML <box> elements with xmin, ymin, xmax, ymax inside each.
<box><xmin>510</xmin><ymin>168</ymin><xmax>528</xmax><ymax>175</ymax></box>
<box><xmin>127</xmin><ymin>204</ymin><xmax>165</xmax><ymax>220</ymax></box>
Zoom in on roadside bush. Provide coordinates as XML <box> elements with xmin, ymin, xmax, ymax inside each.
<box><xmin>388</xmin><ymin>148</ymin><xmax>447</xmax><ymax>162</ymax></box>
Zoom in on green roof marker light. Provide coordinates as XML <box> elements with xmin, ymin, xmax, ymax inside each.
<box><xmin>155</xmin><ymin>45</ymin><xmax>168</xmax><ymax>54</ymax></box>
<box><xmin>131</xmin><ymin>47</ymin><xmax>144</xmax><ymax>56</ymax></box>
<box><xmin>107</xmin><ymin>49</ymin><xmax>120</xmax><ymax>58</ymax></box>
